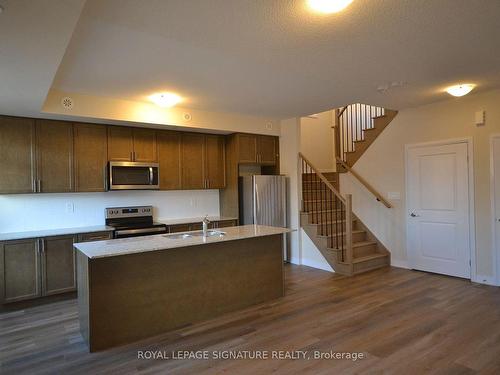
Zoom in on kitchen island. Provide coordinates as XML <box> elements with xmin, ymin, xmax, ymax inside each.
<box><xmin>74</xmin><ymin>225</ymin><xmax>290</xmax><ymax>352</ymax></box>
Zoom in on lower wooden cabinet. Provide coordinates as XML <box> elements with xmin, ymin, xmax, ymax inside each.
<box><xmin>0</xmin><ymin>231</ymin><xmax>112</xmax><ymax>304</ymax></box>
<box><xmin>41</xmin><ymin>235</ymin><xmax>77</xmax><ymax>296</ymax></box>
<box><xmin>0</xmin><ymin>239</ymin><xmax>41</xmax><ymax>303</ymax></box>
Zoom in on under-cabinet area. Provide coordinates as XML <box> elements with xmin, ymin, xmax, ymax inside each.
<box><xmin>0</xmin><ymin>115</ymin><xmax>279</xmax><ymax>194</ymax></box>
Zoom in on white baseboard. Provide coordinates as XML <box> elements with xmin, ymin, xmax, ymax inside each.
<box><xmin>391</xmin><ymin>258</ymin><xmax>410</xmax><ymax>269</ymax></box>
<box><xmin>301</xmin><ymin>258</ymin><xmax>334</xmax><ymax>273</ymax></box>
<box><xmin>289</xmin><ymin>257</ymin><xmax>301</xmax><ymax>266</ymax></box>
<box><xmin>473</xmin><ymin>274</ymin><xmax>498</xmax><ymax>286</ymax></box>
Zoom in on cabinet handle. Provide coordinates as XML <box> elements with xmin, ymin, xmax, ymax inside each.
<box><xmin>32</xmin><ymin>179</ymin><xmax>36</xmax><ymax>193</ymax></box>
<box><xmin>37</xmin><ymin>180</ymin><xmax>41</xmax><ymax>193</ymax></box>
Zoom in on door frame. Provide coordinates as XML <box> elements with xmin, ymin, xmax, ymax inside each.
<box><xmin>490</xmin><ymin>134</ymin><xmax>500</xmax><ymax>286</ymax></box>
<box><xmin>404</xmin><ymin>137</ymin><xmax>476</xmax><ymax>281</ymax></box>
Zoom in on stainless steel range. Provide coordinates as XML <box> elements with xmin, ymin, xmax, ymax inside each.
<box><xmin>105</xmin><ymin>206</ymin><xmax>167</xmax><ymax>238</ymax></box>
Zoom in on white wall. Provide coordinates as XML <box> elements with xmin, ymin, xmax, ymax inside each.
<box><xmin>280</xmin><ymin>117</ymin><xmax>301</xmax><ymax>264</ymax></box>
<box><xmin>340</xmin><ymin>89</ymin><xmax>500</xmax><ymax>283</ymax></box>
<box><xmin>300</xmin><ymin>110</ymin><xmax>335</xmax><ymax>172</ymax></box>
<box><xmin>0</xmin><ymin>190</ymin><xmax>219</xmax><ymax>233</ymax></box>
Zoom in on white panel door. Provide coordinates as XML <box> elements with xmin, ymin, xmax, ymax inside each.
<box><xmin>407</xmin><ymin>142</ymin><xmax>470</xmax><ymax>278</ymax></box>
<box><xmin>492</xmin><ymin>137</ymin><xmax>500</xmax><ymax>283</ymax></box>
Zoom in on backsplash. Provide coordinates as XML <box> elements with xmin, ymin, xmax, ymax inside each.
<box><xmin>0</xmin><ymin>190</ymin><xmax>220</xmax><ymax>233</ymax></box>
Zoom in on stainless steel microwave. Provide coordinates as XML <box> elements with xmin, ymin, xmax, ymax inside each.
<box><xmin>108</xmin><ymin>161</ymin><xmax>160</xmax><ymax>190</ymax></box>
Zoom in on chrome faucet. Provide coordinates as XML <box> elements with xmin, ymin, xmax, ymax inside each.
<box><xmin>202</xmin><ymin>215</ymin><xmax>210</xmax><ymax>237</ymax></box>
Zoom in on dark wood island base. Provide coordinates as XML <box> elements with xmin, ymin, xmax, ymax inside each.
<box><xmin>76</xmin><ymin>234</ymin><xmax>284</xmax><ymax>352</ymax></box>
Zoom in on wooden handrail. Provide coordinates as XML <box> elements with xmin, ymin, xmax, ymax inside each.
<box><xmin>338</xmin><ymin>106</ymin><xmax>348</xmax><ymax>117</ymax></box>
<box><xmin>299</xmin><ymin>152</ymin><xmax>345</xmax><ymax>204</ymax></box>
<box><xmin>336</xmin><ymin>157</ymin><xmax>392</xmax><ymax>208</ymax></box>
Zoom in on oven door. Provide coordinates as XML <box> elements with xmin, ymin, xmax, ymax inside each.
<box><xmin>114</xmin><ymin>226</ymin><xmax>167</xmax><ymax>238</ymax></box>
<box><xmin>108</xmin><ymin>161</ymin><xmax>160</xmax><ymax>190</ymax></box>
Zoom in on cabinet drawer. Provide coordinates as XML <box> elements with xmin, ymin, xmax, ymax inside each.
<box><xmin>79</xmin><ymin>232</ymin><xmax>113</xmax><ymax>242</ymax></box>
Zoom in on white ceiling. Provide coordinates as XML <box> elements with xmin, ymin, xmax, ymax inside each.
<box><xmin>3</xmin><ymin>0</ymin><xmax>500</xmax><ymax>119</ymax></box>
<box><xmin>0</xmin><ymin>0</ymin><xmax>85</xmax><ymax>117</ymax></box>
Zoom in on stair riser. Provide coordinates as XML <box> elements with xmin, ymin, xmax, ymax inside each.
<box><xmin>326</xmin><ymin>232</ymin><xmax>366</xmax><ymax>248</ymax></box>
<box><xmin>353</xmin><ymin>243</ymin><xmax>378</xmax><ymax>258</ymax></box>
<box><xmin>353</xmin><ymin>256</ymin><xmax>390</xmax><ymax>274</ymax></box>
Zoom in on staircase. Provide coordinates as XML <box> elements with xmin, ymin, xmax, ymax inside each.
<box><xmin>298</xmin><ymin>103</ymin><xmax>397</xmax><ymax>276</ymax></box>
<box><xmin>335</xmin><ymin>103</ymin><xmax>398</xmax><ymax>172</ymax></box>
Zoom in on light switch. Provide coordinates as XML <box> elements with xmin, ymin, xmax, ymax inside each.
<box><xmin>475</xmin><ymin>110</ymin><xmax>485</xmax><ymax>126</ymax></box>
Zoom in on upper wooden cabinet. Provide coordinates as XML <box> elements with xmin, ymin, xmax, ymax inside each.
<box><xmin>36</xmin><ymin>120</ymin><xmax>74</xmax><ymax>193</ymax></box>
<box><xmin>236</xmin><ymin>134</ymin><xmax>278</xmax><ymax>165</ymax></box>
<box><xmin>0</xmin><ymin>116</ymin><xmax>36</xmax><ymax>194</ymax></box>
<box><xmin>108</xmin><ymin>127</ymin><xmax>157</xmax><ymax>162</ymax></box>
<box><xmin>237</xmin><ymin>134</ymin><xmax>258</xmax><ymax>163</ymax></box>
<box><xmin>107</xmin><ymin>127</ymin><xmax>133</xmax><ymax>161</ymax></box>
<box><xmin>74</xmin><ymin>123</ymin><xmax>108</xmax><ymax>192</ymax></box>
<box><xmin>257</xmin><ymin>135</ymin><xmax>277</xmax><ymax>165</ymax></box>
<box><xmin>133</xmin><ymin>128</ymin><xmax>157</xmax><ymax>162</ymax></box>
<box><xmin>157</xmin><ymin>131</ymin><xmax>181</xmax><ymax>190</ymax></box>
<box><xmin>181</xmin><ymin>133</ymin><xmax>226</xmax><ymax>190</ymax></box>
<box><xmin>181</xmin><ymin>133</ymin><xmax>206</xmax><ymax>189</ymax></box>
<box><xmin>205</xmin><ymin>135</ymin><xmax>226</xmax><ymax>189</ymax></box>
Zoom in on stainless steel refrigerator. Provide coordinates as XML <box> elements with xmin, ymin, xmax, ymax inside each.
<box><xmin>239</xmin><ymin>175</ymin><xmax>289</xmax><ymax>260</ymax></box>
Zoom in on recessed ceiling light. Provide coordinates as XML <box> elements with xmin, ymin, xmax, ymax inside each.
<box><xmin>446</xmin><ymin>84</ymin><xmax>475</xmax><ymax>97</ymax></box>
<box><xmin>307</xmin><ymin>0</ymin><xmax>353</xmax><ymax>13</ymax></box>
<box><xmin>149</xmin><ymin>92</ymin><xmax>182</xmax><ymax>108</ymax></box>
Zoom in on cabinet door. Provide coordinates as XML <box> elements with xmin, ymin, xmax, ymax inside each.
<box><xmin>157</xmin><ymin>131</ymin><xmax>181</xmax><ymax>190</ymax></box>
<box><xmin>133</xmin><ymin>128</ymin><xmax>157</xmax><ymax>162</ymax></box>
<box><xmin>205</xmin><ymin>135</ymin><xmax>226</xmax><ymax>189</ymax></box>
<box><xmin>257</xmin><ymin>136</ymin><xmax>277</xmax><ymax>165</ymax></box>
<box><xmin>74</xmin><ymin>123</ymin><xmax>108</xmax><ymax>192</ymax></box>
<box><xmin>0</xmin><ymin>239</ymin><xmax>41</xmax><ymax>303</ymax></box>
<box><xmin>108</xmin><ymin>127</ymin><xmax>133</xmax><ymax>161</ymax></box>
<box><xmin>0</xmin><ymin>116</ymin><xmax>36</xmax><ymax>194</ymax></box>
<box><xmin>36</xmin><ymin>120</ymin><xmax>74</xmax><ymax>193</ymax></box>
<box><xmin>78</xmin><ymin>231</ymin><xmax>113</xmax><ymax>242</ymax></box>
<box><xmin>237</xmin><ymin>134</ymin><xmax>257</xmax><ymax>163</ymax></box>
<box><xmin>181</xmin><ymin>133</ymin><xmax>205</xmax><ymax>189</ymax></box>
<box><xmin>41</xmin><ymin>235</ymin><xmax>76</xmax><ymax>296</ymax></box>
<box><xmin>168</xmin><ymin>224</ymin><xmax>191</xmax><ymax>233</ymax></box>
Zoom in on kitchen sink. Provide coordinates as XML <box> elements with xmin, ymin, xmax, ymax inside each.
<box><xmin>164</xmin><ymin>233</ymin><xmax>193</xmax><ymax>240</ymax></box>
<box><xmin>191</xmin><ymin>230</ymin><xmax>226</xmax><ymax>238</ymax></box>
<box><xmin>163</xmin><ymin>230</ymin><xmax>226</xmax><ymax>239</ymax></box>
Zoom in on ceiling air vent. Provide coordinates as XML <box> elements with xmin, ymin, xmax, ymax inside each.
<box><xmin>61</xmin><ymin>97</ymin><xmax>74</xmax><ymax>110</ymax></box>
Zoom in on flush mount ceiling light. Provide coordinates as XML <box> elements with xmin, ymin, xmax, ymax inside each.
<box><xmin>307</xmin><ymin>0</ymin><xmax>353</xmax><ymax>13</ymax></box>
<box><xmin>149</xmin><ymin>92</ymin><xmax>182</xmax><ymax>108</ymax></box>
<box><xmin>446</xmin><ymin>84</ymin><xmax>475</xmax><ymax>97</ymax></box>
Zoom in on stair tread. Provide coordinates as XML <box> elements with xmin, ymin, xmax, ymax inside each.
<box><xmin>372</xmin><ymin>115</ymin><xmax>387</xmax><ymax>119</ymax></box>
<box><xmin>352</xmin><ymin>253</ymin><xmax>388</xmax><ymax>263</ymax></box>
<box><xmin>352</xmin><ymin>240</ymin><xmax>377</xmax><ymax>248</ymax></box>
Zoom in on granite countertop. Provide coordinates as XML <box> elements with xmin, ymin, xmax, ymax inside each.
<box><xmin>158</xmin><ymin>216</ymin><xmax>238</xmax><ymax>225</ymax></box>
<box><xmin>74</xmin><ymin>225</ymin><xmax>291</xmax><ymax>259</ymax></box>
<box><xmin>0</xmin><ymin>225</ymin><xmax>114</xmax><ymax>242</ymax></box>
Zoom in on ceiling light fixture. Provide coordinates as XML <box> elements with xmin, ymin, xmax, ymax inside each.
<box><xmin>307</xmin><ymin>0</ymin><xmax>353</xmax><ymax>14</ymax></box>
<box><xmin>446</xmin><ymin>84</ymin><xmax>475</xmax><ymax>97</ymax></box>
<box><xmin>149</xmin><ymin>92</ymin><xmax>182</xmax><ymax>108</ymax></box>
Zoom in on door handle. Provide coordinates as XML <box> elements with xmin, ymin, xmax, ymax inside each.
<box><xmin>410</xmin><ymin>212</ymin><xmax>420</xmax><ymax>217</ymax></box>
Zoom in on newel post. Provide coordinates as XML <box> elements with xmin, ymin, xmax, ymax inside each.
<box><xmin>345</xmin><ymin>194</ymin><xmax>353</xmax><ymax>265</ymax></box>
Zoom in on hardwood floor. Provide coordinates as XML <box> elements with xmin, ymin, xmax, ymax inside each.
<box><xmin>1</xmin><ymin>265</ymin><xmax>500</xmax><ymax>374</ymax></box>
